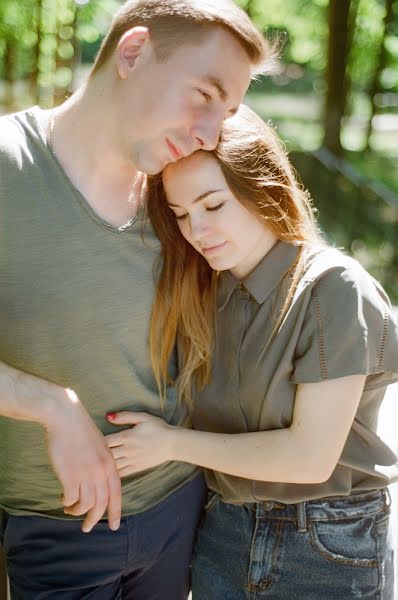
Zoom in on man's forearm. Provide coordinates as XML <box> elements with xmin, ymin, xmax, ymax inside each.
<box><xmin>0</xmin><ymin>359</ymin><xmax>122</xmax><ymax>531</ymax></box>
<box><xmin>0</xmin><ymin>360</ymin><xmax>64</xmax><ymax>427</ymax></box>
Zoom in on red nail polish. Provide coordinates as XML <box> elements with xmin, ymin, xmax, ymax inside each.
<box><xmin>107</xmin><ymin>412</ymin><xmax>116</xmax><ymax>420</ymax></box>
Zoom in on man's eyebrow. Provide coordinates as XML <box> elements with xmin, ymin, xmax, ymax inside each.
<box><xmin>205</xmin><ymin>76</ymin><xmax>228</xmax><ymax>101</ymax></box>
<box><xmin>168</xmin><ymin>189</ymin><xmax>222</xmax><ymax>208</ymax></box>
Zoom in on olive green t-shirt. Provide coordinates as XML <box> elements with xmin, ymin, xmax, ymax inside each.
<box><xmin>192</xmin><ymin>241</ymin><xmax>398</xmax><ymax>503</ymax></box>
<box><xmin>0</xmin><ymin>107</ymin><xmax>197</xmax><ymax>518</ymax></box>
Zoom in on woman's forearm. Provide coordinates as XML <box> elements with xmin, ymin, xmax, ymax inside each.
<box><xmin>168</xmin><ymin>376</ymin><xmax>365</xmax><ymax>485</ymax></box>
<box><xmin>170</xmin><ymin>426</ymin><xmax>331</xmax><ymax>484</ymax></box>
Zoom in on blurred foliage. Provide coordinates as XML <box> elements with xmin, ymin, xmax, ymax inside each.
<box><xmin>292</xmin><ymin>150</ymin><xmax>398</xmax><ymax>302</ymax></box>
<box><xmin>0</xmin><ymin>0</ymin><xmax>397</xmax><ymax>299</ymax></box>
<box><xmin>0</xmin><ymin>0</ymin><xmax>121</xmax><ymax>106</ymax></box>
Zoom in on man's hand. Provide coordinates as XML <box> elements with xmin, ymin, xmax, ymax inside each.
<box><xmin>44</xmin><ymin>389</ymin><xmax>122</xmax><ymax>533</ymax></box>
<box><xmin>0</xmin><ymin>362</ymin><xmax>121</xmax><ymax>532</ymax></box>
<box><xmin>106</xmin><ymin>411</ymin><xmax>175</xmax><ymax>477</ymax></box>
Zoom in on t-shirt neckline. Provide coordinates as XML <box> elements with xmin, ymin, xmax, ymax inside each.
<box><xmin>28</xmin><ymin>106</ymin><xmax>140</xmax><ymax>234</ymax></box>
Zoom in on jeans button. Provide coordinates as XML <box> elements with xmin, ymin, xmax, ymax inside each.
<box><xmin>263</xmin><ymin>501</ymin><xmax>274</xmax><ymax>511</ymax></box>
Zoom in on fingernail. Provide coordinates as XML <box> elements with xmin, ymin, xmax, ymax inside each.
<box><xmin>110</xmin><ymin>520</ymin><xmax>120</xmax><ymax>531</ymax></box>
<box><xmin>82</xmin><ymin>526</ymin><xmax>92</xmax><ymax>534</ymax></box>
<box><xmin>107</xmin><ymin>413</ymin><xmax>117</xmax><ymax>420</ymax></box>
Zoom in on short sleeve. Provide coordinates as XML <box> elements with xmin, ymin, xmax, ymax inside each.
<box><xmin>291</xmin><ymin>262</ymin><xmax>398</xmax><ymax>387</ymax></box>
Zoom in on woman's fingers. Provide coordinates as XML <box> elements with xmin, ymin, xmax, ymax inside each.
<box><xmin>110</xmin><ymin>446</ymin><xmax>127</xmax><ymax>460</ymax></box>
<box><xmin>118</xmin><ymin>465</ymin><xmax>136</xmax><ymax>478</ymax></box>
<box><xmin>115</xmin><ymin>457</ymin><xmax>130</xmax><ymax>470</ymax></box>
<box><xmin>107</xmin><ymin>411</ymin><xmax>150</xmax><ymax>425</ymax></box>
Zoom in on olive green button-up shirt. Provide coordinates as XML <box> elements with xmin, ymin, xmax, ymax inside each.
<box><xmin>192</xmin><ymin>241</ymin><xmax>398</xmax><ymax>503</ymax></box>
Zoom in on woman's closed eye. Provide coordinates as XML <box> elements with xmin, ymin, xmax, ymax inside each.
<box><xmin>207</xmin><ymin>202</ymin><xmax>224</xmax><ymax>212</ymax></box>
<box><xmin>171</xmin><ymin>203</ymin><xmax>225</xmax><ymax>220</ymax></box>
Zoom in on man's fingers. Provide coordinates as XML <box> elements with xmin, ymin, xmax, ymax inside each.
<box><xmin>81</xmin><ymin>484</ymin><xmax>108</xmax><ymax>533</ymax></box>
<box><xmin>61</xmin><ymin>482</ymin><xmax>79</xmax><ymax>507</ymax></box>
<box><xmin>64</xmin><ymin>482</ymin><xmax>94</xmax><ymax>516</ymax></box>
<box><xmin>106</xmin><ymin>468</ymin><xmax>122</xmax><ymax>531</ymax></box>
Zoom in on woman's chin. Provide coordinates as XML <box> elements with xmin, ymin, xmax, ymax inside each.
<box><xmin>205</xmin><ymin>256</ymin><xmax>235</xmax><ymax>272</ymax></box>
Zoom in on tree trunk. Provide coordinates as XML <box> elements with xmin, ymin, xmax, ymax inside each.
<box><xmin>30</xmin><ymin>0</ymin><xmax>44</xmax><ymax>105</ymax></box>
<box><xmin>70</xmin><ymin>1</ymin><xmax>80</xmax><ymax>93</ymax></box>
<box><xmin>365</xmin><ymin>0</ymin><xmax>396</xmax><ymax>150</ymax></box>
<box><xmin>323</xmin><ymin>0</ymin><xmax>352</xmax><ymax>155</ymax></box>
<box><xmin>3</xmin><ymin>38</ymin><xmax>15</xmax><ymax>110</ymax></box>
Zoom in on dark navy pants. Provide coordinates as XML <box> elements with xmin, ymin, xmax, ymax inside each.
<box><xmin>0</xmin><ymin>474</ymin><xmax>206</xmax><ymax>599</ymax></box>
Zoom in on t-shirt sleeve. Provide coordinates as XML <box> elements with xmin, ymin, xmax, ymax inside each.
<box><xmin>291</xmin><ymin>264</ymin><xmax>398</xmax><ymax>387</ymax></box>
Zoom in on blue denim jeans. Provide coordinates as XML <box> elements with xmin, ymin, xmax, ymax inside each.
<box><xmin>192</xmin><ymin>489</ymin><xmax>394</xmax><ymax>599</ymax></box>
<box><xmin>0</xmin><ymin>474</ymin><xmax>206</xmax><ymax>600</ymax></box>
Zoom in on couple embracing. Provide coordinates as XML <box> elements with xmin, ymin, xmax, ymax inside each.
<box><xmin>0</xmin><ymin>1</ymin><xmax>397</xmax><ymax>598</ymax></box>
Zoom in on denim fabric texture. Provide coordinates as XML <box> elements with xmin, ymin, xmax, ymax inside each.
<box><xmin>192</xmin><ymin>489</ymin><xmax>394</xmax><ymax>599</ymax></box>
<box><xmin>1</xmin><ymin>475</ymin><xmax>206</xmax><ymax>600</ymax></box>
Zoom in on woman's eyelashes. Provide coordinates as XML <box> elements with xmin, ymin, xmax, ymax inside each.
<box><xmin>207</xmin><ymin>202</ymin><xmax>224</xmax><ymax>212</ymax></box>
<box><xmin>173</xmin><ymin>202</ymin><xmax>225</xmax><ymax>221</ymax></box>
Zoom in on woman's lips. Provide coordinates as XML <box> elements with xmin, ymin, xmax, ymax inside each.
<box><xmin>202</xmin><ymin>242</ymin><xmax>227</xmax><ymax>255</ymax></box>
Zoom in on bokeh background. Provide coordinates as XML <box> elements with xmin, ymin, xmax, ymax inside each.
<box><xmin>0</xmin><ymin>0</ymin><xmax>397</xmax><ymax>301</ymax></box>
<box><xmin>0</xmin><ymin>1</ymin><xmax>397</xmax><ymax>596</ymax></box>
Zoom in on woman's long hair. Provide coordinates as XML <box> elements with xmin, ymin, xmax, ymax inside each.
<box><xmin>147</xmin><ymin>104</ymin><xmax>323</xmax><ymax>406</ymax></box>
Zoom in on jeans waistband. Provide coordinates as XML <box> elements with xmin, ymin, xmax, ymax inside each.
<box><xmin>254</xmin><ymin>489</ymin><xmax>391</xmax><ymax>533</ymax></box>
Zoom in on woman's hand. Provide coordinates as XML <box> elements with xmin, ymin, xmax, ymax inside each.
<box><xmin>105</xmin><ymin>411</ymin><xmax>176</xmax><ymax>477</ymax></box>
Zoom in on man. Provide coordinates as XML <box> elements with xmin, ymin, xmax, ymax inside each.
<box><xmin>0</xmin><ymin>0</ymin><xmax>273</xmax><ymax>597</ymax></box>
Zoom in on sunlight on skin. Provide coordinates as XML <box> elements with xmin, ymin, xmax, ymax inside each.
<box><xmin>65</xmin><ymin>388</ymin><xmax>79</xmax><ymax>403</ymax></box>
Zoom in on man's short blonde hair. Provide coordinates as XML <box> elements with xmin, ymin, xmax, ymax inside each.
<box><xmin>91</xmin><ymin>0</ymin><xmax>276</xmax><ymax>77</ymax></box>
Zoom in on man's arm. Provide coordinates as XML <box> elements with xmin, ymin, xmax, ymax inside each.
<box><xmin>0</xmin><ymin>361</ymin><xmax>121</xmax><ymax>532</ymax></box>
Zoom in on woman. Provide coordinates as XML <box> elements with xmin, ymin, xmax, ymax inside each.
<box><xmin>106</xmin><ymin>105</ymin><xmax>398</xmax><ymax>599</ymax></box>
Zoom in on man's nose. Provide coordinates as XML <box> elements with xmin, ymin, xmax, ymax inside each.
<box><xmin>191</xmin><ymin>113</ymin><xmax>223</xmax><ymax>151</ymax></box>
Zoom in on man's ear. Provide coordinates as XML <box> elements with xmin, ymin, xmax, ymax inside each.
<box><xmin>116</xmin><ymin>26</ymin><xmax>151</xmax><ymax>79</ymax></box>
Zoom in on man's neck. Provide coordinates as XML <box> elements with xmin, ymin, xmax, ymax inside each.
<box><xmin>48</xmin><ymin>77</ymin><xmax>143</xmax><ymax>228</ymax></box>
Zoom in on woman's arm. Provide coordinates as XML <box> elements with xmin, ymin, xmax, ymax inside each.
<box><xmin>107</xmin><ymin>374</ymin><xmax>365</xmax><ymax>484</ymax></box>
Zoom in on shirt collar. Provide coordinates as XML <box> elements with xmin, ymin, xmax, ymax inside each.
<box><xmin>218</xmin><ymin>241</ymin><xmax>299</xmax><ymax>310</ymax></box>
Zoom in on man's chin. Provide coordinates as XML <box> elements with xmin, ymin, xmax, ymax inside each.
<box><xmin>133</xmin><ymin>153</ymin><xmax>169</xmax><ymax>176</ymax></box>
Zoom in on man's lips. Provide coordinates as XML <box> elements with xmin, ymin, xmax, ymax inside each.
<box><xmin>166</xmin><ymin>139</ymin><xmax>182</xmax><ymax>160</ymax></box>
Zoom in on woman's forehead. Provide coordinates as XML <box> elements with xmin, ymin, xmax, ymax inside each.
<box><xmin>163</xmin><ymin>151</ymin><xmax>222</xmax><ymax>184</ymax></box>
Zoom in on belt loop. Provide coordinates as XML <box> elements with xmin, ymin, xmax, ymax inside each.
<box><xmin>383</xmin><ymin>488</ymin><xmax>392</xmax><ymax>510</ymax></box>
<box><xmin>297</xmin><ymin>501</ymin><xmax>307</xmax><ymax>533</ymax></box>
